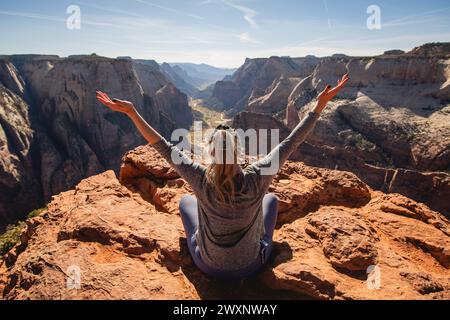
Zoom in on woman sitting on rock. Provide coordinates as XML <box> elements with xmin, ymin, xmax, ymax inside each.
<box><xmin>96</xmin><ymin>73</ymin><xmax>349</xmax><ymax>278</ymax></box>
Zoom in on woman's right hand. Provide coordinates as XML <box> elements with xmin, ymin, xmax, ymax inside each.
<box><xmin>96</xmin><ymin>91</ymin><xmax>136</xmax><ymax>115</ymax></box>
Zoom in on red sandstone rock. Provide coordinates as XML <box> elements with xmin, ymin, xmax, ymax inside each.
<box><xmin>1</xmin><ymin>146</ymin><xmax>448</xmax><ymax>300</ymax></box>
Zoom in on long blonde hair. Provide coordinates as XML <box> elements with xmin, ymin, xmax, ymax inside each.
<box><xmin>205</xmin><ymin>127</ymin><xmax>239</xmax><ymax>206</ymax></box>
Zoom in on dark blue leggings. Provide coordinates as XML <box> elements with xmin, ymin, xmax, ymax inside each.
<box><xmin>179</xmin><ymin>193</ymin><xmax>278</xmax><ymax>279</ymax></box>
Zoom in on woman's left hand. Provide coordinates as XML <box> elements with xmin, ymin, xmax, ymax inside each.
<box><xmin>315</xmin><ymin>73</ymin><xmax>349</xmax><ymax>114</ymax></box>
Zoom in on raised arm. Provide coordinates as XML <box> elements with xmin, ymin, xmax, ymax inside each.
<box><xmin>96</xmin><ymin>91</ymin><xmax>162</xmax><ymax>144</ymax></box>
<box><xmin>96</xmin><ymin>91</ymin><xmax>206</xmax><ymax>191</ymax></box>
<box><xmin>251</xmin><ymin>73</ymin><xmax>349</xmax><ymax>183</ymax></box>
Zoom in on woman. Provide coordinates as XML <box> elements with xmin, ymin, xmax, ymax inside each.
<box><xmin>96</xmin><ymin>73</ymin><xmax>349</xmax><ymax>278</ymax></box>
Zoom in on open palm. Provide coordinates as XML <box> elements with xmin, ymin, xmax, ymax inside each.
<box><xmin>96</xmin><ymin>91</ymin><xmax>135</xmax><ymax>114</ymax></box>
<box><xmin>317</xmin><ymin>73</ymin><xmax>349</xmax><ymax>109</ymax></box>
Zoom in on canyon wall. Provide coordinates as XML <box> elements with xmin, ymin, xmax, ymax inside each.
<box><xmin>0</xmin><ymin>55</ymin><xmax>193</xmax><ymax>228</ymax></box>
<box><xmin>211</xmin><ymin>56</ymin><xmax>321</xmax><ymax>112</ymax></box>
<box><xmin>222</xmin><ymin>43</ymin><xmax>450</xmax><ymax>216</ymax></box>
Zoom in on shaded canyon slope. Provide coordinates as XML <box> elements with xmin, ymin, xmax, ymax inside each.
<box><xmin>169</xmin><ymin>63</ymin><xmax>237</xmax><ymax>90</ymax></box>
<box><xmin>211</xmin><ymin>55</ymin><xmax>321</xmax><ymax>112</ymax></box>
<box><xmin>0</xmin><ymin>54</ymin><xmax>193</xmax><ymax>228</ymax></box>
<box><xmin>208</xmin><ymin>43</ymin><xmax>450</xmax><ymax>216</ymax></box>
<box><xmin>134</xmin><ymin>60</ymin><xmax>236</xmax><ymax>97</ymax></box>
<box><xmin>1</xmin><ymin>146</ymin><xmax>449</xmax><ymax>300</ymax></box>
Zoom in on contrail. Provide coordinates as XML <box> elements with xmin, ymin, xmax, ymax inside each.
<box><xmin>0</xmin><ymin>9</ymin><xmax>130</xmax><ymax>29</ymax></box>
<box><xmin>72</xmin><ymin>0</ymin><xmax>145</xmax><ymax>18</ymax></box>
<box><xmin>135</xmin><ymin>0</ymin><xmax>204</xmax><ymax>20</ymax></box>
<box><xmin>323</xmin><ymin>0</ymin><xmax>331</xmax><ymax>29</ymax></box>
<box><xmin>222</xmin><ymin>0</ymin><xmax>258</xmax><ymax>29</ymax></box>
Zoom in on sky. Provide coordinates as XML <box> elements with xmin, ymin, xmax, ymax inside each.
<box><xmin>1</xmin><ymin>0</ymin><xmax>450</xmax><ymax>68</ymax></box>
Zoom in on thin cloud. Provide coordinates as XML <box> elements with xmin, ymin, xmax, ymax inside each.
<box><xmin>140</xmin><ymin>37</ymin><xmax>217</xmax><ymax>45</ymax></box>
<box><xmin>72</xmin><ymin>1</ymin><xmax>144</xmax><ymax>18</ymax></box>
<box><xmin>198</xmin><ymin>0</ymin><xmax>215</xmax><ymax>5</ymax></box>
<box><xmin>238</xmin><ymin>32</ymin><xmax>261</xmax><ymax>44</ymax></box>
<box><xmin>383</xmin><ymin>17</ymin><xmax>441</xmax><ymax>28</ymax></box>
<box><xmin>135</xmin><ymin>0</ymin><xmax>204</xmax><ymax>20</ymax></box>
<box><xmin>0</xmin><ymin>9</ymin><xmax>132</xmax><ymax>29</ymax></box>
<box><xmin>383</xmin><ymin>6</ymin><xmax>450</xmax><ymax>29</ymax></box>
<box><xmin>75</xmin><ymin>0</ymin><xmax>236</xmax><ymax>36</ymax></box>
<box><xmin>295</xmin><ymin>37</ymin><xmax>329</xmax><ymax>47</ymax></box>
<box><xmin>222</xmin><ymin>0</ymin><xmax>258</xmax><ymax>29</ymax></box>
<box><xmin>0</xmin><ymin>10</ymin><xmax>64</xmax><ymax>23</ymax></box>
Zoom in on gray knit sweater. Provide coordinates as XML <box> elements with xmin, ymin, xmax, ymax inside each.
<box><xmin>152</xmin><ymin>111</ymin><xmax>320</xmax><ymax>271</ymax></box>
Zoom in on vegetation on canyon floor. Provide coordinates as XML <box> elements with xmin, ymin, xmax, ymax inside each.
<box><xmin>0</xmin><ymin>208</ymin><xmax>45</xmax><ymax>257</ymax></box>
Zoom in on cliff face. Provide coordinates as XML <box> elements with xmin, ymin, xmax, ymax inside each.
<box><xmin>211</xmin><ymin>56</ymin><xmax>321</xmax><ymax>111</ymax></box>
<box><xmin>0</xmin><ymin>55</ymin><xmax>193</xmax><ymax>227</ymax></box>
<box><xmin>1</xmin><ymin>146</ymin><xmax>449</xmax><ymax>300</ymax></box>
<box><xmin>0</xmin><ymin>84</ymin><xmax>41</xmax><ymax>225</ymax></box>
<box><xmin>233</xmin><ymin>109</ymin><xmax>450</xmax><ymax>218</ymax></box>
<box><xmin>159</xmin><ymin>62</ymin><xmax>198</xmax><ymax>97</ymax></box>
<box><xmin>229</xmin><ymin>43</ymin><xmax>450</xmax><ymax>217</ymax></box>
<box><xmin>211</xmin><ymin>44</ymin><xmax>450</xmax><ymax>115</ymax></box>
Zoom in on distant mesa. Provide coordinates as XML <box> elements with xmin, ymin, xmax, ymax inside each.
<box><xmin>383</xmin><ymin>50</ymin><xmax>405</xmax><ymax>55</ymax></box>
<box><xmin>332</xmin><ymin>53</ymin><xmax>348</xmax><ymax>58</ymax></box>
<box><xmin>66</xmin><ymin>54</ymin><xmax>114</xmax><ymax>62</ymax></box>
<box><xmin>0</xmin><ymin>54</ymin><xmax>60</xmax><ymax>62</ymax></box>
<box><xmin>408</xmin><ymin>42</ymin><xmax>450</xmax><ymax>56</ymax></box>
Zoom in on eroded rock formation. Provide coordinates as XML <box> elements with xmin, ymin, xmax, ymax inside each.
<box><xmin>1</xmin><ymin>146</ymin><xmax>448</xmax><ymax>300</ymax></box>
<box><xmin>211</xmin><ymin>56</ymin><xmax>320</xmax><ymax>112</ymax></box>
<box><xmin>226</xmin><ymin>43</ymin><xmax>450</xmax><ymax>216</ymax></box>
<box><xmin>0</xmin><ymin>55</ymin><xmax>193</xmax><ymax>227</ymax></box>
<box><xmin>0</xmin><ymin>84</ymin><xmax>41</xmax><ymax>225</ymax></box>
